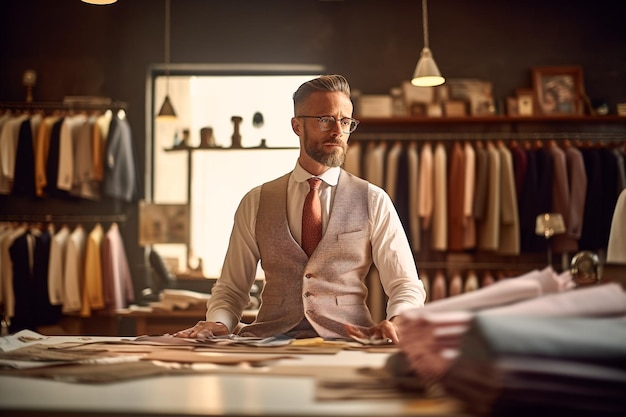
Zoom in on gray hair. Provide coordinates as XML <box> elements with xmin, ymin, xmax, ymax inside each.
<box><xmin>293</xmin><ymin>74</ymin><xmax>351</xmax><ymax>111</ymax></box>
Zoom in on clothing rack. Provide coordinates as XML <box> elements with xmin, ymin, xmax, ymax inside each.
<box><xmin>0</xmin><ymin>100</ymin><xmax>128</xmax><ymax>112</ymax></box>
<box><xmin>0</xmin><ymin>213</ymin><xmax>127</xmax><ymax>223</ymax></box>
<box><xmin>351</xmin><ymin>131</ymin><xmax>626</xmax><ymax>142</ymax></box>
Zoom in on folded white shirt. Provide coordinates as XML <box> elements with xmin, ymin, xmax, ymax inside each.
<box><xmin>402</xmin><ymin>267</ymin><xmax>570</xmax><ymax>319</ymax></box>
<box><xmin>482</xmin><ymin>282</ymin><xmax>626</xmax><ymax>318</ymax></box>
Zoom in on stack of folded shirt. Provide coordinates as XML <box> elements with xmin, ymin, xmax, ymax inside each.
<box><xmin>397</xmin><ymin>267</ymin><xmax>570</xmax><ymax>384</ymax></box>
<box><xmin>442</xmin><ymin>315</ymin><xmax>626</xmax><ymax>417</ymax></box>
<box><xmin>397</xmin><ymin>265</ymin><xmax>626</xmax><ymax>388</ymax></box>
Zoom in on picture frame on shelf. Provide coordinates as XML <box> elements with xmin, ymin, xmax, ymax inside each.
<box><xmin>446</xmin><ymin>78</ymin><xmax>495</xmax><ymax>116</ymax></box>
<box><xmin>516</xmin><ymin>88</ymin><xmax>535</xmax><ymax>116</ymax></box>
<box><xmin>139</xmin><ymin>201</ymin><xmax>190</xmax><ymax>246</ymax></box>
<box><xmin>443</xmin><ymin>101</ymin><xmax>467</xmax><ymax>117</ymax></box>
<box><xmin>531</xmin><ymin>66</ymin><xmax>585</xmax><ymax>115</ymax></box>
<box><xmin>358</xmin><ymin>94</ymin><xmax>393</xmax><ymax>117</ymax></box>
<box><xmin>506</xmin><ymin>96</ymin><xmax>519</xmax><ymax>116</ymax></box>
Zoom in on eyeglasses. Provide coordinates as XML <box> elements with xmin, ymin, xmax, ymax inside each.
<box><xmin>297</xmin><ymin>115</ymin><xmax>360</xmax><ymax>134</ymax></box>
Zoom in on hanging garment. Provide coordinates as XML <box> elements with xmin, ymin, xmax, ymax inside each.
<box><xmin>62</xmin><ymin>225</ymin><xmax>86</xmax><ymax>314</ymax></box>
<box><xmin>43</xmin><ymin>117</ymin><xmax>69</xmax><ymax>198</ymax></box>
<box><xmin>477</xmin><ymin>141</ymin><xmax>501</xmax><ymax>250</ymax></box>
<box><xmin>394</xmin><ymin>144</ymin><xmax>412</xmax><ymax>248</ymax></box>
<box><xmin>418</xmin><ymin>142</ymin><xmax>434</xmax><ymax>231</ymax></box>
<box><xmin>497</xmin><ymin>141</ymin><xmax>520</xmax><ymax>255</ymax></box>
<box><xmin>554</xmin><ymin>144</ymin><xmax>587</xmax><ymax>253</ymax></box>
<box><xmin>11</xmin><ymin>115</ymin><xmax>41</xmax><ymax>197</ymax></box>
<box><xmin>48</xmin><ymin>225</ymin><xmax>69</xmax><ymax>306</ymax></box>
<box><xmin>72</xmin><ymin>115</ymin><xmax>101</xmax><ymax>200</ymax></box>
<box><xmin>462</xmin><ymin>141</ymin><xmax>476</xmax><ymax>249</ymax></box>
<box><xmin>472</xmin><ymin>141</ymin><xmax>489</xmax><ymax>226</ymax></box>
<box><xmin>384</xmin><ymin>141</ymin><xmax>403</xmax><ymax>203</ymax></box>
<box><xmin>343</xmin><ymin>140</ymin><xmax>361</xmax><ymax>177</ymax></box>
<box><xmin>101</xmin><ymin>223</ymin><xmax>135</xmax><ymax>311</ymax></box>
<box><xmin>447</xmin><ymin>141</ymin><xmax>465</xmax><ymax>251</ymax></box>
<box><xmin>80</xmin><ymin>223</ymin><xmax>105</xmax><ymax>317</ymax></box>
<box><xmin>103</xmin><ymin>114</ymin><xmax>138</xmax><ymax>202</ymax></box>
<box><xmin>432</xmin><ymin>142</ymin><xmax>448</xmax><ymax>251</ymax></box>
<box><xmin>0</xmin><ymin>115</ymin><xmax>28</xmax><ymax>194</ymax></box>
<box><xmin>363</xmin><ymin>141</ymin><xmax>386</xmax><ymax>189</ymax></box>
<box><xmin>407</xmin><ymin>141</ymin><xmax>420</xmax><ymax>251</ymax></box>
<box><xmin>57</xmin><ymin>114</ymin><xmax>87</xmax><ymax>193</ymax></box>
<box><xmin>34</xmin><ymin>115</ymin><xmax>59</xmax><ymax>197</ymax></box>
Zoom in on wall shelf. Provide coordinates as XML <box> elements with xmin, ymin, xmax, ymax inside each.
<box><xmin>351</xmin><ymin>115</ymin><xmax>626</xmax><ymax>141</ymax></box>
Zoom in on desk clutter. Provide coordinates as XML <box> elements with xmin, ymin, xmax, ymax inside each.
<box><xmin>0</xmin><ymin>330</ymin><xmax>412</xmax><ymax>404</ymax></box>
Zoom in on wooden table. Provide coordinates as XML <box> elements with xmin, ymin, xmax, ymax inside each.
<box><xmin>0</xmin><ymin>332</ymin><xmax>471</xmax><ymax>417</ymax></box>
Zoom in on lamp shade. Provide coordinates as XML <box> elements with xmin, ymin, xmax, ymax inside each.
<box><xmin>81</xmin><ymin>0</ymin><xmax>118</xmax><ymax>4</ymax></box>
<box><xmin>411</xmin><ymin>47</ymin><xmax>445</xmax><ymax>87</ymax></box>
<box><xmin>157</xmin><ymin>94</ymin><xmax>177</xmax><ymax>119</ymax></box>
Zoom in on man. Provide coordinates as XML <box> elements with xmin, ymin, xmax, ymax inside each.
<box><xmin>174</xmin><ymin>74</ymin><xmax>425</xmax><ymax>343</ymax></box>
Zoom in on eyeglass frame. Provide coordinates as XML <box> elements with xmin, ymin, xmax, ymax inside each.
<box><xmin>296</xmin><ymin>115</ymin><xmax>360</xmax><ymax>134</ymax></box>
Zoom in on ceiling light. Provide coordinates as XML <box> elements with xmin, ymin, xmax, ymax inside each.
<box><xmin>157</xmin><ymin>0</ymin><xmax>177</xmax><ymax>119</ymax></box>
<box><xmin>411</xmin><ymin>0</ymin><xmax>445</xmax><ymax>87</ymax></box>
<box><xmin>81</xmin><ymin>0</ymin><xmax>118</xmax><ymax>5</ymax></box>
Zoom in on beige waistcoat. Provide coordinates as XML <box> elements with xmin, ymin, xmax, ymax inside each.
<box><xmin>238</xmin><ymin>169</ymin><xmax>375</xmax><ymax>339</ymax></box>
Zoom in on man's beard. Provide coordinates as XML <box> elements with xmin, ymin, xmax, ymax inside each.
<box><xmin>303</xmin><ymin>132</ymin><xmax>347</xmax><ymax>167</ymax></box>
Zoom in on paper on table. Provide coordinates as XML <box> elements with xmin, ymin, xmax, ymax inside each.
<box><xmin>0</xmin><ymin>329</ymin><xmax>50</xmax><ymax>352</ymax></box>
<box><xmin>142</xmin><ymin>349</ymin><xmax>295</xmax><ymax>365</ymax></box>
<box><xmin>134</xmin><ymin>333</ymin><xmax>293</xmax><ymax>347</ymax></box>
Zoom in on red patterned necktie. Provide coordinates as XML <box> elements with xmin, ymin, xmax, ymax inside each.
<box><xmin>302</xmin><ymin>178</ymin><xmax>322</xmax><ymax>257</ymax></box>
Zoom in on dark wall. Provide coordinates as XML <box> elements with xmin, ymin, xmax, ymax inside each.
<box><xmin>1</xmin><ymin>0</ymin><xmax>625</xmax><ymax>284</ymax></box>
<box><xmin>2</xmin><ymin>0</ymin><xmax>625</xmax><ymax>174</ymax></box>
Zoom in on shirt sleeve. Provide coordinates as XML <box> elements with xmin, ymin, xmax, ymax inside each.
<box><xmin>205</xmin><ymin>186</ymin><xmax>262</xmax><ymax>331</ymax></box>
<box><xmin>368</xmin><ymin>184</ymin><xmax>426</xmax><ymax>319</ymax></box>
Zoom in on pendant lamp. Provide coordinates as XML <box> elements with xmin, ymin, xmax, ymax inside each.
<box><xmin>81</xmin><ymin>0</ymin><xmax>117</xmax><ymax>4</ymax></box>
<box><xmin>411</xmin><ymin>0</ymin><xmax>445</xmax><ymax>87</ymax></box>
<box><xmin>157</xmin><ymin>0</ymin><xmax>177</xmax><ymax>119</ymax></box>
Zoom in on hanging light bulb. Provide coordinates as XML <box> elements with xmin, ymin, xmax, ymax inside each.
<box><xmin>157</xmin><ymin>0</ymin><xmax>177</xmax><ymax>119</ymax></box>
<box><xmin>411</xmin><ymin>0</ymin><xmax>445</xmax><ymax>87</ymax></box>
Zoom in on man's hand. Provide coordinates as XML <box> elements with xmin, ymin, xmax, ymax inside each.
<box><xmin>344</xmin><ymin>318</ymin><xmax>399</xmax><ymax>344</ymax></box>
<box><xmin>172</xmin><ymin>321</ymin><xmax>230</xmax><ymax>338</ymax></box>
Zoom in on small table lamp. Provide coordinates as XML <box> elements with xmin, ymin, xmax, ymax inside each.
<box><xmin>535</xmin><ymin>213</ymin><xmax>566</xmax><ymax>267</ymax></box>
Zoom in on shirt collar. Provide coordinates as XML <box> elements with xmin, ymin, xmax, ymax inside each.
<box><xmin>293</xmin><ymin>162</ymin><xmax>340</xmax><ymax>186</ymax></box>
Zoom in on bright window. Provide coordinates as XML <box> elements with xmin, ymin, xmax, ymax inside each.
<box><xmin>151</xmin><ymin>70</ymin><xmax>321</xmax><ymax>278</ymax></box>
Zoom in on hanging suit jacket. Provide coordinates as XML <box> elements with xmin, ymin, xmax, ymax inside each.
<box><xmin>11</xmin><ymin>116</ymin><xmax>40</xmax><ymax>197</ymax></box>
<box><xmin>432</xmin><ymin>142</ymin><xmax>448</xmax><ymax>251</ymax></box>
<box><xmin>477</xmin><ymin>142</ymin><xmax>501</xmax><ymax>250</ymax></box>
<box><xmin>497</xmin><ymin>142</ymin><xmax>520</xmax><ymax>255</ymax></box>
<box><xmin>394</xmin><ymin>144</ymin><xmax>412</xmax><ymax>248</ymax></box>
<box><xmin>447</xmin><ymin>141</ymin><xmax>465</xmax><ymax>251</ymax></box>
<box><xmin>551</xmin><ymin>144</ymin><xmax>587</xmax><ymax>253</ymax></box>
<box><xmin>239</xmin><ymin>169</ymin><xmax>374</xmax><ymax>339</ymax></box>
<box><xmin>103</xmin><ymin>115</ymin><xmax>138</xmax><ymax>202</ymax></box>
<box><xmin>407</xmin><ymin>142</ymin><xmax>420</xmax><ymax>251</ymax></box>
